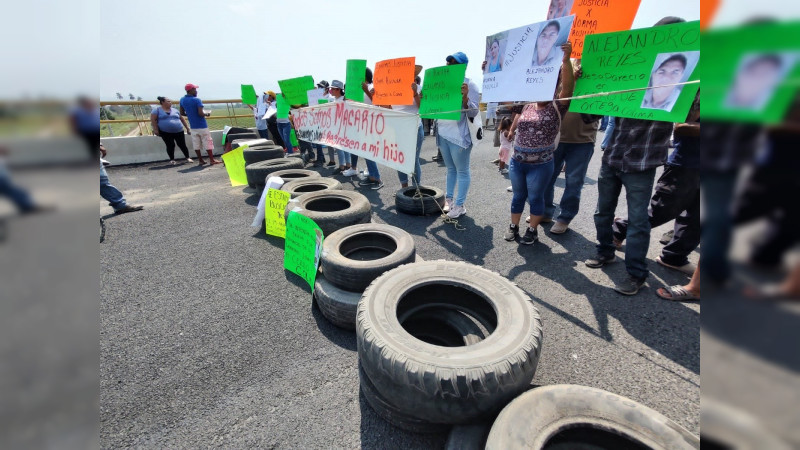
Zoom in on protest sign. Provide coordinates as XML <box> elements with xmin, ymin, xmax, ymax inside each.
<box><xmin>278</xmin><ymin>76</ymin><xmax>315</xmax><ymax>105</ymax></box>
<box><xmin>220</xmin><ymin>145</ymin><xmax>248</xmax><ymax>186</ymax></box>
<box><xmin>241</xmin><ymin>84</ymin><xmax>257</xmax><ymax>105</ymax></box>
<box><xmin>547</xmin><ymin>0</ymin><xmax>574</xmax><ymax>19</ymax></box>
<box><xmin>265</xmin><ymin>188</ymin><xmax>291</xmax><ymax>238</ymax></box>
<box><xmin>307</xmin><ymin>88</ymin><xmax>325</xmax><ymax>106</ymax></box>
<box><xmin>700</xmin><ymin>0</ymin><xmax>720</xmax><ymax>29</ymax></box>
<box><xmin>373</xmin><ymin>57</ymin><xmax>416</xmax><ymax>106</ymax></box>
<box><xmin>481</xmin><ymin>16</ymin><xmax>576</xmax><ymax>102</ymax></box>
<box><xmin>276</xmin><ymin>94</ymin><xmax>290</xmax><ymax>119</ymax></box>
<box><xmin>292</xmin><ymin>102</ymin><xmax>418</xmax><ymax>174</ymax></box>
<box><xmin>346</xmin><ymin>59</ymin><xmax>367</xmax><ymax>103</ymax></box>
<box><xmin>221</xmin><ymin>125</ymin><xmax>232</xmax><ymax>145</ymax></box>
<box><xmin>419</xmin><ymin>64</ymin><xmax>467</xmax><ymax>120</ymax></box>
<box><xmin>290</xmin><ymin>129</ymin><xmax>299</xmax><ymax>147</ymax></box>
<box><xmin>567</xmin><ymin>0</ymin><xmax>641</xmax><ymax>58</ymax></box>
<box><xmin>702</xmin><ymin>22</ymin><xmax>800</xmax><ymax>123</ymax></box>
<box><xmin>569</xmin><ymin>21</ymin><xmax>701</xmax><ymax>122</ymax></box>
<box><xmin>284</xmin><ymin>211</ymin><xmax>324</xmax><ymax>292</ymax></box>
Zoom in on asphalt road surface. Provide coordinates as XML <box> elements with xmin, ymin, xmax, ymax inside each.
<box><xmin>100</xmin><ymin>132</ymin><xmax>699</xmax><ymax>448</ymax></box>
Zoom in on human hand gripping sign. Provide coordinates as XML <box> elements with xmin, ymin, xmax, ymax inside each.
<box><xmin>561</xmin><ymin>41</ymin><xmax>572</xmax><ymax>63</ymax></box>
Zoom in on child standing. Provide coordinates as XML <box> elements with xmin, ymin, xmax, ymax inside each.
<box><xmin>498</xmin><ymin>117</ymin><xmax>512</xmax><ymax>175</ymax></box>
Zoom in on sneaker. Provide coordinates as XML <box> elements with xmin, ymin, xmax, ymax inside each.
<box><xmin>585</xmin><ymin>254</ymin><xmax>616</xmax><ymax>268</ymax></box>
<box><xmin>101</xmin><ymin>158</ymin><xmax>111</xmax><ymax>167</ymax></box>
<box><xmin>447</xmin><ymin>204</ymin><xmax>466</xmax><ymax>219</ymax></box>
<box><xmin>326</xmin><ymin>161</ymin><xmax>336</xmax><ymax>167</ymax></box>
<box><xmin>659</xmin><ymin>229</ymin><xmax>674</xmax><ymax>245</ymax></box>
<box><xmin>170</xmin><ymin>160</ymin><xmax>177</xmax><ymax>166</ymax></box>
<box><xmin>371</xmin><ymin>180</ymin><xmax>384</xmax><ymax>190</ymax></box>
<box><xmin>500</xmin><ymin>168</ymin><xmax>509</xmax><ymax>174</ymax></box>
<box><xmin>656</xmin><ymin>256</ymin><xmax>696</xmax><ymax>276</ymax></box>
<box><xmin>363</xmin><ymin>169</ymin><xmax>369</xmax><ymax>177</ymax></box>
<box><xmin>443</xmin><ymin>198</ymin><xmax>453</xmax><ymax>213</ymax></box>
<box><xmin>342</xmin><ymin>168</ymin><xmax>358</xmax><ymax>177</ymax></box>
<box><xmin>506</xmin><ymin>186</ymin><xmax>513</xmax><ymax>192</ymax></box>
<box><xmin>186</xmin><ymin>157</ymin><xmax>194</xmax><ymax>163</ymax></box>
<box><xmin>613</xmin><ymin>276</ymin><xmax>647</xmax><ymax>296</ymax></box>
<box><xmin>550</xmin><ymin>221</ymin><xmax>569</xmax><ymax>234</ymax></box>
<box><xmin>520</xmin><ymin>227</ymin><xmax>538</xmax><ymax>245</ymax></box>
<box><xmin>504</xmin><ymin>224</ymin><xmax>520</xmax><ymax>241</ymax></box>
<box><xmin>313</xmin><ymin>160</ymin><xmax>324</xmax><ymax>167</ymax></box>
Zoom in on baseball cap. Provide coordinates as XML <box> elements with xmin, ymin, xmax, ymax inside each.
<box><xmin>330</xmin><ymin>80</ymin><xmax>344</xmax><ymax>90</ymax></box>
<box><xmin>184</xmin><ymin>83</ymin><xmax>199</xmax><ymax>91</ymax></box>
<box><xmin>446</xmin><ymin>52</ymin><xmax>469</xmax><ymax>65</ymax></box>
<box><xmin>317</xmin><ymin>80</ymin><xmax>330</xmax><ymax>89</ymax></box>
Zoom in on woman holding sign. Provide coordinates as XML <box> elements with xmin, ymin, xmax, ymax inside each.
<box><xmin>504</xmin><ymin>41</ymin><xmax>573</xmax><ymax>245</ymax></box>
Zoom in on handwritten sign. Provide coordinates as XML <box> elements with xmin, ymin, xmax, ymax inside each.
<box><xmin>702</xmin><ymin>22</ymin><xmax>800</xmax><ymax>124</ymax></box>
<box><xmin>278</xmin><ymin>76</ymin><xmax>315</xmax><ymax>105</ymax></box>
<box><xmin>241</xmin><ymin>84</ymin><xmax>257</xmax><ymax>105</ymax></box>
<box><xmin>284</xmin><ymin>211</ymin><xmax>324</xmax><ymax>292</ymax></box>
<box><xmin>292</xmin><ymin>102</ymin><xmax>418</xmax><ymax>174</ymax></box>
<box><xmin>419</xmin><ymin>64</ymin><xmax>467</xmax><ymax>120</ymax></box>
<box><xmin>346</xmin><ymin>59</ymin><xmax>367</xmax><ymax>103</ymax></box>
<box><xmin>220</xmin><ymin>145</ymin><xmax>248</xmax><ymax>186</ymax></box>
<box><xmin>307</xmin><ymin>88</ymin><xmax>325</xmax><ymax>106</ymax></box>
<box><xmin>569</xmin><ymin>21</ymin><xmax>701</xmax><ymax>122</ymax></box>
<box><xmin>567</xmin><ymin>0</ymin><xmax>641</xmax><ymax>58</ymax></box>
<box><xmin>373</xmin><ymin>57</ymin><xmax>416</xmax><ymax>106</ymax></box>
<box><xmin>276</xmin><ymin>94</ymin><xmax>290</xmax><ymax>119</ymax></box>
<box><xmin>482</xmin><ymin>16</ymin><xmax>575</xmax><ymax>103</ymax></box>
<box><xmin>266</xmin><ymin>188</ymin><xmax>291</xmax><ymax>238</ymax></box>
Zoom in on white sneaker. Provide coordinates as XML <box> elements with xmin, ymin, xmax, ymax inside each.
<box><xmin>447</xmin><ymin>204</ymin><xmax>466</xmax><ymax>219</ymax></box>
<box><xmin>363</xmin><ymin>169</ymin><xmax>369</xmax><ymax>177</ymax></box>
<box><xmin>342</xmin><ymin>168</ymin><xmax>358</xmax><ymax>177</ymax></box>
<box><xmin>101</xmin><ymin>158</ymin><xmax>111</xmax><ymax>166</ymax></box>
<box><xmin>186</xmin><ymin>157</ymin><xmax>194</xmax><ymax>163</ymax></box>
<box><xmin>506</xmin><ymin>186</ymin><xmax>513</xmax><ymax>192</ymax></box>
<box><xmin>443</xmin><ymin>198</ymin><xmax>454</xmax><ymax>213</ymax></box>
<box><xmin>358</xmin><ymin>171</ymin><xmax>368</xmax><ymax>180</ymax></box>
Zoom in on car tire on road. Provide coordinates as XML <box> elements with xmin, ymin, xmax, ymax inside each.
<box><xmin>357</xmin><ymin>260</ymin><xmax>543</xmax><ymax>425</ymax></box>
<box><xmin>314</xmin><ymin>275</ymin><xmax>361</xmax><ymax>330</ymax></box>
<box><xmin>284</xmin><ymin>190</ymin><xmax>371</xmax><ymax>237</ymax></box>
<box><xmin>268</xmin><ymin>169</ymin><xmax>321</xmax><ymax>184</ymax></box>
<box><xmin>321</xmin><ymin>224</ymin><xmax>415</xmax><ymax>292</ymax></box>
<box><xmin>395</xmin><ymin>185</ymin><xmax>445</xmax><ymax>216</ymax></box>
<box><xmin>485</xmin><ymin>384</ymin><xmax>700</xmax><ymax>450</ymax></box>
<box><xmin>245</xmin><ymin>158</ymin><xmax>304</xmax><ymax>191</ymax></box>
<box><xmin>281</xmin><ymin>178</ymin><xmax>343</xmax><ymax>198</ymax></box>
<box><xmin>243</xmin><ymin>145</ymin><xmax>285</xmax><ymax>167</ymax></box>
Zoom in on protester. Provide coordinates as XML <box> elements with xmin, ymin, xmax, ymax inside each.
<box><xmin>393</xmin><ymin>65</ymin><xmax>424</xmax><ymax>189</ymax></box>
<box><xmin>657</xmin><ymin>265</ymin><xmax>700</xmax><ymax>301</ymax></box>
<box><xmin>497</xmin><ymin>117</ymin><xmax>512</xmax><ymax>174</ymax></box>
<box><xmin>600</xmin><ymin>116</ymin><xmax>615</xmax><ymax>150</ymax></box>
<box><xmin>327</xmin><ymin>80</ymin><xmax>356</xmax><ymax>176</ymax></box>
<box><xmin>436</xmin><ymin>52</ymin><xmax>480</xmax><ymax>219</ymax></box>
<box><xmin>542</xmin><ymin>73</ymin><xmax>601</xmax><ymax>234</ymax></box>
<box><xmin>248</xmin><ymin>90</ymin><xmax>275</xmax><ymax>140</ymax></box>
<box><xmin>70</xmin><ymin>96</ymin><xmax>101</xmax><ymax>159</ymax></box>
<box><xmin>503</xmin><ymin>42</ymin><xmax>573</xmax><ymax>244</ymax></box>
<box><xmin>99</xmin><ymin>144</ymin><xmax>144</xmax><ymax>215</ymax></box>
<box><xmin>585</xmin><ymin>16</ymin><xmax>687</xmax><ymax>296</ymax></box>
<box><xmin>611</xmin><ymin>96</ymin><xmax>700</xmax><ymax>275</ymax></box>
<box><xmin>179</xmin><ymin>83</ymin><xmax>219</xmax><ymax>165</ymax></box>
<box><xmin>276</xmin><ymin>94</ymin><xmax>295</xmax><ymax>155</ymax></box>
<box><xmin>151</xmin><ymin>96</ymin><xmax>193</xmax><ymax>165</ymax></box>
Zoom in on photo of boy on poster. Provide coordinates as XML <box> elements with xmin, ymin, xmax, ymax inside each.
<box><xmin>531</xmin><ymin>19</ymin><xmax>571</xmax><ymax>68</ymax></box>
<box><xmin>484</xmin><ymin>34</ymin><xmax>508</xmax><ymax>74</ymax></box>
<box><xmin>725</xmin><ymin>52</ymin><xmax>796</xmax><ymax>112</ymax></box>
<box><xmin>641</xmin><ymin>51</ymin><xmax>700</xmax><ymax>112</ymax></box>
<box><xmin>547</xmin><ymin>0</ymin><xmax>574</xmax><ymax>19</ymax></box>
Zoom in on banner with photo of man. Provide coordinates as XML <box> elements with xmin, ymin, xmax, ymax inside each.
<box><xmin>482</xmin><ymin>16</ymin><xmax>576</xmax><ymax>103</ymax></box>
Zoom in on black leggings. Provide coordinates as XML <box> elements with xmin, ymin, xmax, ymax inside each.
<box><xmin>159</xmin><ymin>131</ymin><xmax>190</xmax><ymax>160</ymax></box>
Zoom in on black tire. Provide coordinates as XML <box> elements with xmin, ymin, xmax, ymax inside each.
<box><xmin>359</xmin><ymin>363</ymin><xmax>447</xmax><ymax>434</ymax></box>
<box><xmin>485</xmin><ymin>385</ymin><xmax>700</xmax><ymax>450</ymax></box>
<box><xmin>284</xmin><ymin>190</ymin><xmax>371</xmax><ymax>237</ymax></box>
<box><xmin>321</xmin><ymin>224</ymin><xmax>416</xmax><ymax>292</ymax></box>
<box><xmin>231</xmin><ymin>138</ymin><xmax>273</xmax><ymax>149</ymax></box>
<box><xmin>356</xmin><ymin>260</ymin><xmax>543</xmax><ymax>425</ymax></box>
<box><xmin>269</xmin><ymin>169</ymin><xmax>321</xmax><ymax>184</ymax></box>
<box><xmin>446</xmin><ymin>424</ymin><xmax>492</xmax><ymax>450</ymax></box>
<box><xmin>243</xmin><ymin>146</ymin><xmax>285</xmax><ymax>166</ymax></box>
<box><xmin>227</xmin><ymin>131</ymin><xmax>258</xmax><ymax>142</ymax></box>
<box><xmin>314</xmin><ymin>275</ymin><xmax>361</xmax><ymax>330</ymax></box>
<box><xmin>281</xmin><ymin>178</ymin><xmax>343</xmax><ymax>199</ymax></box>
<box><xmin>395</xmin><ymin>185</ymin><xmax>446</xmax><ymax>216</ymax></box>
<box><xmin>245</xmin><ymin>158</ymin><xmax>305</xmax><ymax>191</ymax></box>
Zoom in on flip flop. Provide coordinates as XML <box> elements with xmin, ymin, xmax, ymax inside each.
<box><xmin>656</xmin><ymin>285</ymin><xmax>699</xmax><ymax>301</ymax></box>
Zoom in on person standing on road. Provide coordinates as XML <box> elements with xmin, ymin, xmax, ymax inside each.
<box><xmin>179</xmin><ymin>83</ymin><xmax>219</xmax><ymax>165</ymax></box>
<box><xmin>438</xmin><ymin>52</ymin><xmax>480</xmax><ymax>219</ymax></box>
<box><xmin>503</xmin><ymin>42</ymin><xmax>574</xmax><ymax>245</ymax></box>
<box><xmin>585</xmin><ymin>15</ymin><xmax>688</xmax><ymax>296</ymax></box>
<box><xmin>392</xmin><ymin>65</ymin><xmax>424</xmax><ymax>189</ymax></box>
<box><xmin>151</xmin><ymin>96</ymin><xmax>193</xmax><ymax>165</ymax></box>
<box><xmin>248</xmin><ymin>91</ymin><xmax>273</xmax><ymax>140</ymax></box>
<box><xmin>99</xmin><ymin>144</ymin><xmax>144</xmax><ymax>215</ymax></box>
<box><xmin>328</xmin><ymin>80</ymin><xmax>355</xmax><ymax>175</ymax></box>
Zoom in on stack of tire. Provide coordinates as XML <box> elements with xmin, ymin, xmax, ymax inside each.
<box><xmin>355</xmin><ymin>260</ymin><xmax>544</xmax><ymax>433</ymax></box>
<box><xmin>284</xmin><ymin>190</ymin><xmax>372</xmax><ymax>237</ymax></box>
<box><xmin>314</xmin><ymin>223</ymin><xmax>416</xmax><ymax>330</ymax></box>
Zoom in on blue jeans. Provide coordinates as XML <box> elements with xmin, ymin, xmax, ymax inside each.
<box><xmin>544</xmin><ymin>142</ymin><xmax>594</xmax><ymax>223</ymax></box>
<box><xmin>0</xmin><ymin>167</ymin><xmax>35</xmax><ymax>212</ymax></box>
<box><xmin>437</xmin><ymin>136</ymin><xmax>472</xmax><ymax>206</ymax></box>
<box><xmin>599</xmin><ymin>116</ymin><xmax>609</xmax><ymax>131</ymax></box>
<box><xmin>700</xmin><ymin>170</ymin><xmax>738</xmax><ymax>282</ymax></box>
<box><xmin>365</xmin><ymin>158</ymin><xmax>380</xmax><ymax>180</ymax></box>
<box><xmin>601</xmin><ymin>117</ymin><xmax>615</xmax><ymax>149</ymax></box>
<box><xmin>594</xmin><ymin>162</ymin><xmax>656</xmax><ymax>280</ymax></box>
<box><xmin>277</xmin><ymin>122</ymin><xmax>294</xmax><ymax>153</ymax></box>
<box><xmin>100</xmin><ymin>164</ymin><xmax>127</xmax><ymax>211</ymax></box>
<box><xmin>336</xmin><ymin>149</ymin><xmax>350</xmax><ymax>166</ymax></box>
<box><xmin>398</xmin><ymin>123</ymin><xmax>424</xmax><ymax>185</ymax></box>
<box><xmin>509</xmin><ymin>159</ymin><xmax>555</xmax><ymax>216</ymax></box>
<box><xmin>257</xmin><ymin>128</ymin><xmax>269</xmax><ymax>140</ymax></box>
<box><xmin>313</xmin><ymin>144</ymin><xmax>325</xmax><ymax>162</ymax></box>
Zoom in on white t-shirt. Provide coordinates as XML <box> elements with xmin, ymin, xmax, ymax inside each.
<box><xmin>361</xmin><ymin>83</ymin><xmax>374</xmax><ymax>106</ymax></box>
<box><xmin>392</xmin><ymin>84</ymin><xmax>421</xmax><ymax>126</ymax></box>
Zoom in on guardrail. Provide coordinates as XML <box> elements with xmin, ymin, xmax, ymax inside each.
<box><xmin>100</xmin><ymin>99</ymin><xmax>254</xmax><ymax>137</ymax></box>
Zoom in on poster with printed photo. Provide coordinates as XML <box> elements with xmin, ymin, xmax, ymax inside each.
<box><xmin>640</xmin><ymin>51</ymin><xmax>700</xmax><ymax>112</ymax></box>
<box><xmin>482</xmin><ymin>15</ymin><xmax>575</xmax><ymax>103</ymax></box>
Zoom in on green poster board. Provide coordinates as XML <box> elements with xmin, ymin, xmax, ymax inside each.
<box><xmin>266</xmin><ymin>188</ymin><xmax>291</xmax><ymax>238</ymax></box>
<box><xmin>319</xmin><ymin>99</ymin><xmax>329</xmax><ymax>104</ymax></box>
<box><xmin>284</xmin><ymin>211</ymin><xmax>324</xmax><ymax>292</ymax></box>
<box><xmin>419</xmin><ymin>64</ymin><xmax>467</xmax><ymax>120</ymax></box>
<box><xmin>569</xmin><ymin>21</ymin><xmax>701</xmax><ymax>122</ymax></box>
<box><xmin>278</xmin><ymin>76</ymin><xmax>315</xmax><ymax>105</ymax></box>
<box><xmin>346</xmin><ymin>59</ymin><xmax>367</xmax><ymax>103</ymax></box>
<box><xmin>276</xmin><ymin>94</ymin><xmax>290</xmax><ymax>119</ymax></box>
<box><xmin>220</xmin><ymin>145</ymin><xmax>248</xmax><ymax>186</ymax></box>
<box><xmin>290</xmin><ymin>129</ymin><xmax>299</xmax><ymax>147</ymax></box>
<box><xmin>702</xmin><ymin>21</ymin><xmax>800</xmax><ymax>124</ymax></box>
<box><xmin>241</xmin><ymin>84</ymin><xmax>257</xmax><ymax>105</ymax></box>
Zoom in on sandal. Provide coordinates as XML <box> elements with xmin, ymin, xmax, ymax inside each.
<box><xmin>656</xmin><ymin>285</ymin><xmax>699</xmax><ymax>301</ymax></box>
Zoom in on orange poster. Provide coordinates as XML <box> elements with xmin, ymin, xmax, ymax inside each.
<box><xmin>372</xmin><ymin>57</ymin><xmax>416</xmax><ymax>106</ymax></box>
<box><xmin>568</xmin><ymin>0</ymin><xmax>642</xmax><ymax>58</ymax></box>
<box><xmin>700</xmin><ymin>0</ymin><xmax>720</xmax><ymax>30</ymax></box>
